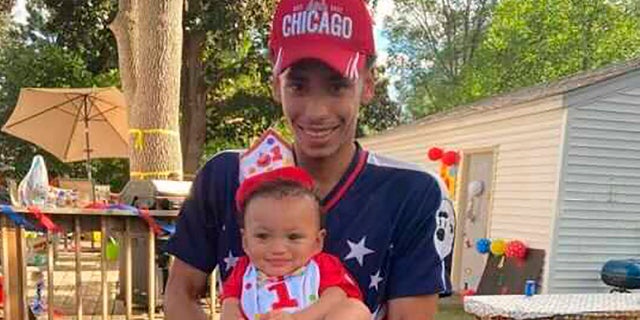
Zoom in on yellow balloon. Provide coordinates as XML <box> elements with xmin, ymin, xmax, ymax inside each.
<box><xmin>490</xmin><ymin>239</ymin><xmax>506</xmax><ymax>256</ymax></box>
<box><xmin>93</xmin><ymin>231</ymin><xmax>101</xmax><ymax>243</ymax></box>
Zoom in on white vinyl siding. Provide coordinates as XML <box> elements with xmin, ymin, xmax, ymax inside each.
<box><xmin>549</xmin><ymin>74</ymin><xmax>640</xmax><ymax>293</ymax></box>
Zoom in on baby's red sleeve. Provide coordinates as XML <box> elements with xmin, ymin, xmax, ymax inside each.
<box><xmin>315</xmin><ymin>253</ymin><xmax>362</xmax><ymax>300</ymax></box>
<box><xmin>220</xmin><ymin>256</ymin><xmax>250</xmax><ymax>301</ymax></box>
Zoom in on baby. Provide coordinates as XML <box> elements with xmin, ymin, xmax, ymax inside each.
<box><xmin>221</xmin><ymin>167</ymin><xmax>371</xmax><ymax>320</ymax></box>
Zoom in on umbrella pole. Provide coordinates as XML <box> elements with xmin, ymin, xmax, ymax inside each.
<box><xmin>83</xmin><ymin>96</ymin><xmax>96</xmax><ymax>203</ymax></box>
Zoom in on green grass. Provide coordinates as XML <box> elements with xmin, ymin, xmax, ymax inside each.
<box><xmin>436</xmin><ymin>303</ymin><xmax>474</xmax><ymax>320</ymax></box>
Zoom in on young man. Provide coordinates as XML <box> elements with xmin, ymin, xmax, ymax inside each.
<box><xmin>164</xmin><ymin>0</ymin><xmax>455</xmax><ymax>319</ymax></box>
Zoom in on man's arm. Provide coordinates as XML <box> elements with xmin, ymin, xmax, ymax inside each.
<box><xmin>387</xmin><ymin>295</ymin><xmax>438</xmax><ymax>320</ymax></box>
<box><xmin>386</xmin><ymin>174</ymin><xmax>454</xmax><ymax>319</ymax></box>
<box><xmin>164</xmin><ymin>155</ymin><xmax>235</xmax><ymax>318</ymax></box>
<box><xmin>220</xmin><ymin>298</ymin><xmax>243</xmax><ymax>320</ymax></box>
<box><xmin>164</xmin><ymin>258</ymin><xmax>209</xmax><ymax>320</ymax></box>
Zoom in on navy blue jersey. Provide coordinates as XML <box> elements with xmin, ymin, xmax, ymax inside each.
<box><xmin>166</xmin><ymin>144</ymin><xmax>455</xmax><ymax>316</ymax></box>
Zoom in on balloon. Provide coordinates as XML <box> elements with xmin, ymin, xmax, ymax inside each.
<box><xmin>106</xmin><ymin>237</ymin><xmax>120</xmax><ymax>262</ymax></box>
<box><xmin>461</xmin><ymin>289</ymin><xmax>476</xmax><ymax>297</ymax></box>
<box><xmin>428</xmin><ymin>147</ymin><xmax>444</xmax><ymax>161</ymax></box>
<box><xmin>442</xmin><ymin>151</ymin><xmax>460</xmax><ymax>166</ymax></box>
<box><xmin>476</xmin><ymin>238</ymin><xmax>491</xmax><ymax>254</ymax></box>
<box><xmin>33</xmin><ymin>254</ymin><xmax>46</xmax><ymax>267</ymax></box>
<box><xmin>449</xmin><ymin>166</ymin><xmax>458</xmax><ymax>176</ymax></box>
<box><xmin>505</xmin><ymin>240</ymin><xmax>528</xmax><ymax>259</ymax></box>
<box><xmin>490</xmin><ymin>239</ymin><xmax>507</xmax><ymax>256</ymax></box>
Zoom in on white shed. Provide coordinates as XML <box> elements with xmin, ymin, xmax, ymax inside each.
<box><xmin>360</xmin><ymin>59</ymin><xmax>640</xmax><ymax>294</ymax></box>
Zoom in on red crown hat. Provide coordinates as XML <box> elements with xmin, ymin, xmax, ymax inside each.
<box><xmin>235</xmin><ymin>167</ymin><xmax>315</xmax><ymax>212</ymax></box>
<box><xmin>269</xmin><ymin>0</ymin><xmax>376</xmax><ymax>79</ymax></box>
<box><xmin>238</xmin><ymin>129</ymin><xmax>295</xmax><ymax>183</ymax></box>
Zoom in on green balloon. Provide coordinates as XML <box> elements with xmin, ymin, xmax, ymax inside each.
<box><xmin>106</xmin><ymin>238</ymin><xmax>120</xmax><ymax>262</ymax></box>
<box><xmin>33</xmin><ymin>254</ymin><xmax>46</xmax><ymax>266</ymax></box>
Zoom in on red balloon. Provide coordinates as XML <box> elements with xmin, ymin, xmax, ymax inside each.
<box><xmin>442</xmin><ymin>151</ymin><xmax>460</xmax><ymax>166</ymax></box>
<box><xmin>505</xmin><ymin>240</ymin><xmax>528</xmax><ymax>259</ymax></box>
<box><xmin>461</xmin><ymin>289</ymin><xmax>476</xmax><ymax>297</ymax></box>
<box><xmin>428</xmin><ymin>147</ymin><xmax>443</xmax><ymax>161</ymax></box>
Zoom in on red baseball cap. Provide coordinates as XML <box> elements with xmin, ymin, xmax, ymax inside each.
<box><xmin>269</xmin><ymin>0</ymin><xmax>376</xmax><ymax>80</ymax></box>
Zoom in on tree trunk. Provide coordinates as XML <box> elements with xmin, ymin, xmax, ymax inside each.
<box><xmin>180</xmin><ymin>9</ymin><xmax>207</xmax><ymax>177</ymax></box>
<box><xmin>109</xmin><ymin>0</ymin><xmax>138</xmax><ymax>112</ymax></box>
<box><xmin>0</xmin><ymin>0</ymin><xmax>15</xmax><ymax>14</ymax></box>
<box><xmin>110</xmin><ymin>0</ymin><xmax>184</xmax><ymax>180</ymax></box>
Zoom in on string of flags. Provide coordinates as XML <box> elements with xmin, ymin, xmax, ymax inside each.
<box><xmin>0</xmin><ymin>205</ymin><xmax>37</xmax><ymax>230</ymax></box>
<box><xmin>26</xmin><ymin>206</ymin><xmax>61</xmax><ymax>233</ymax></box>
<box><xmin>0</xmin><ymin>205</ymin><xmax>59</xmax><ymax>232</ymax></box>
<box><xmin>109</xmin><ymin>204</ymin><xmax>176</xmax><ymax>236</ymax></box>
<box><xmin>0</xmin><ymin>204</ymin><xmax>175</xmax><ymax>236</ymax></box>
<box><xmin>81</xmin><ymin>203</ymin><xmax>176</xmax><ymax>236</ymax></box>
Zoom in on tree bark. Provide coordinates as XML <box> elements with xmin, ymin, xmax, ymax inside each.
<box><xmin>0</xmin><ymin>0</ymin><xmax>14</xmax><ymax>14</ymax></box>
<box><xmin>180</xmin><ymin>0</ymin><xmax>207</xmax><ymax>177</ymax></box>
<box><xmin>110</xmin><ymin>0</ymin><xmax>184</xmax><ymax>180</ymax></box>
<box><xmin>109</xmin><ymin>0</ymin><xmax>138</xmax><ymax>112</ymax></box>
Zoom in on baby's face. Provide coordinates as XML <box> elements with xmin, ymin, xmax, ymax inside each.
<box><xmin>242</xmin><ymin>195</ymin><xmax>324</xmax><ymax>277</ymax></box>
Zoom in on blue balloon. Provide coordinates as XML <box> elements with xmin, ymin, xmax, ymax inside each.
<box><xmin>476</xmin><ymin>238</ymin><xmax>491</xmax><ymax>254</ymax></box>
<box><xmin>449</xmin><ymin>166</ymin><xmax>458</xmax><ymax>176</ymax></box>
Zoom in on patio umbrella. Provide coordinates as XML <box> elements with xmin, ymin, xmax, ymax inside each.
<box><xmin>1</xmin><ymin>87</ymin><xmax>129</xmax><ymax>200</ymax></box>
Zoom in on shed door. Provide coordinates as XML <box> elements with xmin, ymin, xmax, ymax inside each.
<box><xmin>456</xmin><ymin>151</ymin><xmax>494</xmax><ymax>292</ymax></box>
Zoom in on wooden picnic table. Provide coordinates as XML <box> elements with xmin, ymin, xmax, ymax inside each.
<box><xmin>1</xmin><ymin>206</ymin><xmax>179</xmax><ymax>320</ymax></box>
<box><xmin>464</xmin><ymin>293</ymin><xmax>640</xmax><ymax>319</ymax></box>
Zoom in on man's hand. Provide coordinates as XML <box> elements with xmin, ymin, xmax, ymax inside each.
<box><xmin>220</xmin><ymin>298</ymin><xmax>245</xmax><ymax>320</ymax></box>
<box><xmin>164</xmin><ymin>258</ymin><xmax>209</xmax><ymax>320</ymax></box>
<box><xmin>387</xmin><ymin>294</ymin><xmax>438</xmax><ymax>320</ymax></box>
<box><xmin>260</xmin><ymin>310</ymin><xmax>297</xmax><ymax>320</ymax></box>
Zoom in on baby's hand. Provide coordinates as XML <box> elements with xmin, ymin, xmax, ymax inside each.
<box><xmin>259</xmin><ymin>310</ymin><xmax>297</xmax><ymax>320</ymax></box>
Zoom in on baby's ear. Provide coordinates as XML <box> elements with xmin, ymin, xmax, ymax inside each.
<box><xmin>240</xmin><ymin>228</ymin><xmax>247</xmax><ymax>251</ymax></box>
<box><xmin>315</xmin><ymin>229</ymin><xmax>327</xmax><ymax>252</ymax></box>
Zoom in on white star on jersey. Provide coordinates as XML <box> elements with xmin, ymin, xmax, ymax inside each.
<box><xmin>370</xmin><ymin>270</ymin><xmax>383</xmax><ymax>291</ymax></box>
<box><xmin>224</xmin><ymin>251</ymin><xmax>238</xmax><ymax>271</ymax></box>
<box><xmin>345</xmin><ymin>236</ymin><xmax>374</xmax><ymax>266</ymax></box>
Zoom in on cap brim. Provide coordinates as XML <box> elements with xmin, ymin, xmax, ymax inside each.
<box><xmin>274</xmin><ymin>44</ymin><xmax>366</xmax><ymax>79</ymax></box>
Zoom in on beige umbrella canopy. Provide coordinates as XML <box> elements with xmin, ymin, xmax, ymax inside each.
<box><xmin>1</xmin><ymin>87</ymin><xmax>128</xmax><ymax>187</ymax></box>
